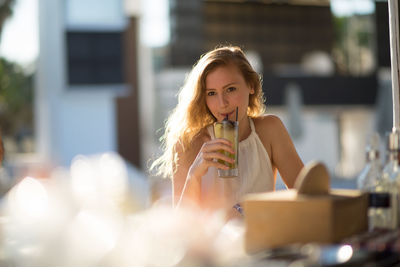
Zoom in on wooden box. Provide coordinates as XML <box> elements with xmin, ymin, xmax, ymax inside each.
<box><xmin>243</xmin><ymin>162</ymin><xmax>368</xmax><ymax>254</ymax></box>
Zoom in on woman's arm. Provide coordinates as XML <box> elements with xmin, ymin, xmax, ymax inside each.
<box><xmin>256</xmin><ymin>115</ymin><xmax>304</xmax><ymax>188</ymax></box>
<box><xmin>172</xmin><ymin>141</ymin><xmax>201</xmax><ymax>206</ymax></box>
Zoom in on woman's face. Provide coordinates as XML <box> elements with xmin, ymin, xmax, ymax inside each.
<box><xmin>205</xmin><ymin>64</ymin><xmax>254</xmax><ymax>123</ymax></box>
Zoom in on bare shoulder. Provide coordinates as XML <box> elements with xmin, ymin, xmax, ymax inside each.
<box><xmin>251</xmin><ymin>114</ymin><xmax>287</xmax><ymax>158</ymax></box>
<box><xmin>175</xmin><ymin>127</ymin><xmax>211</xmax><ymax>164</ymax></box>
<box><xmin>253</xmin><ymin>114</ymin><xmax>287</xmax><ymax>137</ymax></box>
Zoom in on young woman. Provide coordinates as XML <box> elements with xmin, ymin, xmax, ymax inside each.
<box><xmin>152</xmin><ymin>46</ymin><xmax>303</xmax><ymax>215</ymax></box>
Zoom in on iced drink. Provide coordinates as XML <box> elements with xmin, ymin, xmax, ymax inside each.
<box><xmin>214</xmin><ymin>119</ymin><xmax>239</xmax><ymax>178</ymax></box>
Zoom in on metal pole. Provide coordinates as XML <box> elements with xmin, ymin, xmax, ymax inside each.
<box><xmin>389</xmin><ymin>0</ymin><xmax>400</xmax><ymax>131</ymax></box>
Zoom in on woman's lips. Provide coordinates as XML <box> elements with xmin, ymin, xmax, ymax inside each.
<box><xmin>220</xmin><ymin>111</ymin><xmax>234</xmax><ymax>120</ymax></box>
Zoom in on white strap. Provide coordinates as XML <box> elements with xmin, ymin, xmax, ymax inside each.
<box><xmin>249</xmin><ymin>117</ymin><xmax>256</xmax><ymax>132</ymax></box>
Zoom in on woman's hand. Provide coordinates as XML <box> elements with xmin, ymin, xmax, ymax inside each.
<box><xmin>187</xmin><ymin>137</ymin><xmax>235</xmax><ymax>180</ymax></box>
<box><xmin>173</xmin><ymin>134</ymin><xmax>235</xmax><ymax>207</ymax></box>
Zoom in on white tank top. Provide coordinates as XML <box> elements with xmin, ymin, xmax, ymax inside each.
<box><xmin>200</xmin><ymin>118</ymin><xmax>274</xmax><ymax>211</ymax></box>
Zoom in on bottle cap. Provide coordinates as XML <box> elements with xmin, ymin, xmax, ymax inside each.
<box><xmin>387</xmin><ymin>131</ymin><xmax>400</xmax><ymax>150</ymax></box>
<box><xmin>366</xmin><ymin>133</ymin><xmax>380</xmax><ymax>160</ymax></box>
<box><xmin>387</xmin><ymin>131</ymin><xmax>400</xmax><ymax>151</ymax></box>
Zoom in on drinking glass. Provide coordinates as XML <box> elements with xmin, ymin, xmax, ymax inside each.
<box><xmin>213</xmin><ymin>120</ymin><xmax>239</xmax><ymax>178</ymax></box>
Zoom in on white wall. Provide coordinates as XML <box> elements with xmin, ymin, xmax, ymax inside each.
<box><xmin>36</xmin><ymin>0</ymin><xmax>121</xmax><ymax>167</ymax></box>
<box><xmin>57</xmin><ymin>91</ymin><xmax>117</xmax><ymax>166</ymax></box>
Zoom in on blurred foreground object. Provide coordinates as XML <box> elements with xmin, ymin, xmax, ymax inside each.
<box><xmin>381</xmin><ymin>131</ymin><xmax>400</xmax><ymax>229</ymax></box>
<box><xmin>0</xmin><ymin>152</ymin><xmax>251</xmax><ymax>266</ymax></box>
<box><xmin>243</xmin><ymin>161</ymin><xmax>368</xmax><ymax>253</ymax></box>
<box><xmin>357</xmin><ymin>133</ymin><xmax>393</xmax><ymax>231</ymax></box>
<box><xmin>357</xmin><ymin>133</ymin><xmax>382</xmax><ymax>191</ymax></box>
<box><xmin>0</xmin><ymin>153</ymin><xmax>150</xmax><ymax>266</ymax></box>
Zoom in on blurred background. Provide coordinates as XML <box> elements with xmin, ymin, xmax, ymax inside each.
<box><xmin>0</xmin><ymin>0</ymin><xmax>395</xmax><ymax>200</ymax></box>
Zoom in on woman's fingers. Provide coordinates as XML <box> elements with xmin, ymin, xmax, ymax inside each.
<box><xmin>203</xmin><ymin>158</ymin><xmax>231</xmax><ymax>170</ymax></box>
<box><xmin>189</xmin><ymin>154</ymin><xmax>229</xmax><ymax>178</ymax></box>
<box><xmin>188</xmin><ymin>137</ymin><xmax>236</xmax><ymax>178</ymax></box>
<box><xmin>201</xmin><ymin>151</ymin><xmax>235</xmax><ymax>163</ymax></box>
<box><xmin>201</xmin><ymin>138</ymin><xmax>235</xmax><ymax>154</ymax></box>
<box><xmin>211</xmin><ymin>138</ymin><xmax>232</xmax><ymax>146</ymax></box>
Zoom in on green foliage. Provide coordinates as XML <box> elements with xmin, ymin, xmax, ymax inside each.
<box><xmin>0</xmin><ymin>0</ymin><xmax>19</xmax><ymax>138</ymax></box>
<box><xmin>0</xmin><ymin>0</ymin><xmax>15</xmax><ymax>38</ymax></box>
<box><xmin>0</xmin><ymin>58</ymin><xmax>33</xmax><ymax>137</ymax></box>
<box><xmin>333</xmin><ymin>16</ymin><xmax>347</xmax><ymax>45</ymax></box>
<box><xmin>332</xmin><ymin>14</ymin><xmax>375</xmax><ymax>75</ymax></box>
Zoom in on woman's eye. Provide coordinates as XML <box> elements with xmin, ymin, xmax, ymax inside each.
<box><xmin>227</xmin><ymin>87</ymin><xmax>236</xmax><ymax>92</ymax></box>
<box><xmin>207</xmin><ymin>91</ymin><xmax>216</xmax><ymax>96</ymax></box>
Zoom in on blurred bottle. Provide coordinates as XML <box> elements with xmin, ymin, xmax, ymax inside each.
<box><xmin>380</xmin><ymin>131</ymin><xmax>400</xmax><ymax>229</ymax></box>
<box><xmin>358</xmin><ymin>133</ymin><xmax>391</xmax><ymax>230</ymax></box>
<box><xmin>357</xmin><ymin>133</ymin><xmax>381</xmax><ymax>191</ymax></box>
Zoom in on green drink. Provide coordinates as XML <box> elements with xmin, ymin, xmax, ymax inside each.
<box><xmin>213</xmin><ymin>119</ymin><xmax>239</xmax><ymax>178</ymax></box>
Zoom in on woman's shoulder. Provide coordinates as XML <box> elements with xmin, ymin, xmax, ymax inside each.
<box><xmin>175</xmin><ymin>127</ymin><xmax>211</xmax><ymax>157</ymax></box>
<box><xmin>174</xmin><ymin>127</ymin><xmax>211</xmax><ymax>168</ymax></box>
<box><xmin>252</xmin><ymin>114</ymin><xmax>285</xmax><ymax>132</ymax></box>
<box><xmin>252</xmin><ymin>114</ymin><xmax>290</xmax><ymax>146</ymax></box>
<box><xmin>252</xmin><ymin>114</ymin><xmax>292</xmax><ymax>162</ymax></box>
<box><xmin>192</xmin><ymin>127</ymin><xmax>212</xmax><ymax>149</ymax></box>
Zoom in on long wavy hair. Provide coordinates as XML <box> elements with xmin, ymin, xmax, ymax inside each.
<box><xmin>151</xmin><ymin>46</ymin><xmax>266</xmax><ymax>178</ymax></box>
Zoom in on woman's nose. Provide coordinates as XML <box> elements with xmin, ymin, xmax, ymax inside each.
<box><xmin>218</xmin><ymin>93</ymin><xmax>228</xmax><ymax>107</ymax></box>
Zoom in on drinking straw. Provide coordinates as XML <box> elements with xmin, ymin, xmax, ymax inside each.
<box><xmin>235</xmin><ymin>107</ymin><xmax>238</xmax><ymax>121</ymax></box>
<box><xmin>388</xmin><ymin>0</ymin><xmax>400</xmax><ymax>131</ymax></box>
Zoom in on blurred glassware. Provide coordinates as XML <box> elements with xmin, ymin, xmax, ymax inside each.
<box><xmin>382</xmin><ymin>131</ymin><xmax>400</xmax><ymax>229</ymax></box>
<box><xmin>357</xmin><ymin>133</ymin><xmax>393</xmax><ymax>230</ymax></box>
<box><xmin>357</xmin><ymin>133</ymin><xmax>382</xmax><ymax>191</ymax></box>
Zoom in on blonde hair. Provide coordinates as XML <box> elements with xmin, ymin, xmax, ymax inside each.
<box><xmin>151</xmin><ymin>46</ymin><xmax>266</xmax><ymax>178</ymax></box>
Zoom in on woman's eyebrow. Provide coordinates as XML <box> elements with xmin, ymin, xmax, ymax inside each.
<box><xmin>206</xmin><ymin>82</ymin><xmax>238</xmax><ymax>91</ymax></box>
<box><xmin>222</xmin><ymin>82</ymin><xmax>237</xmax><ymax>88</ymax></box>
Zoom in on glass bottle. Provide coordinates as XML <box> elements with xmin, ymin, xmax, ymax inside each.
<box><xmin>358</xmin><ymin>133</ymin><xmax>391</xmax><ymax>230</ymax></box>
<box><xmin>380</xmin><ymin>131</ymin><xmax>400</xmax><ymax>229</ymax></box>
<box><xmin>357</xmin><ymin>133</ymin><xmax>381</xmax><ymax>191</ymax></box>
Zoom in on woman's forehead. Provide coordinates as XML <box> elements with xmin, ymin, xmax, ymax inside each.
<box><xmin>205</xmin><ymin>64</ymin><xmax>244</xmax><ymax>87</ymax></box>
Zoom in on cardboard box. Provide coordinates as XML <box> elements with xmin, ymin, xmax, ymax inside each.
<box><xmin>243</xmin><ymin>162</ymin><xmax>368</xmax><ymax>254</ymax></box>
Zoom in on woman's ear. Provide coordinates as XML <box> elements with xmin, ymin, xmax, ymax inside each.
<box><xmin>250</xmin><ymin>88</ymin><xmax>255</xmax><ymax>95</ymax></box>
